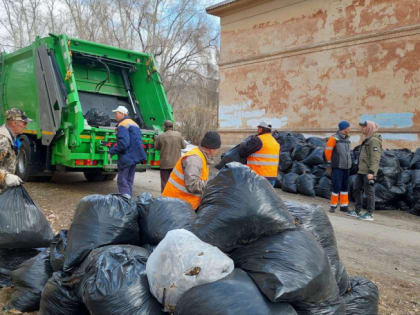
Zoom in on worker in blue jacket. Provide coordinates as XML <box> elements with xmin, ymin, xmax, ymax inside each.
<box><xmin>109</xmin><ymin>105</ymin><xmax>146</xmax><ymax>197</ymax></box>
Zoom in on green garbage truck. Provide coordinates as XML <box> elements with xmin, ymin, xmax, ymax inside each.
<box><xmin>0</xmin><ymin>34</ymin><xmax>172</xmax><ymax>181</ymax></box>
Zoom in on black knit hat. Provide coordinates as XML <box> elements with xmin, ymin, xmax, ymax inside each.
<box><xmin>200</xmin><ymin>131</ymin><xmax>221</xmax><ymax>149</ymax></box>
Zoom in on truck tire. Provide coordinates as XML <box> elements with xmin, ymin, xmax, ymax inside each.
<box><xmin>83</xmin><ymin>171</ymin><xmax>116</xmax><ymax>182</ymax></box>
<box><xmin>16</xmin><ymin>136</ymin><xmax>35</xmax><ymax>181</ymax></box>
<box><xmin>16</xmin><ymin>136</ymin><xmax>52</xmax><ymax>182</ymax></box>
<box><xmin>104</xmin><ymin>174</ymin><xmax>117</xmax><ymax>181</ymax></box>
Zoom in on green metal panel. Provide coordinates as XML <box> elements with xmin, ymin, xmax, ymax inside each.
<box><xmin>0</xmin><ymin>34</ymin><xmax>173</xmax><ymax>173</ymax></box>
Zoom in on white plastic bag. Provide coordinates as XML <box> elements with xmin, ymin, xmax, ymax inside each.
<box><xmin>146</xmin><ymin>229</ymin><xmax>234</xmax><ymax>312</ymax></box>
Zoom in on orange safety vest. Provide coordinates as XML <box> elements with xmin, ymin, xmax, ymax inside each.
<box><xmin>162</xmin><ymin>147</ymin><xmax>209</xmax><ymax>210</ymax></box>
<box><xmin>247</xmin><ymin>133</ymin><xmax>280</xmax><ymax>178</ymax></box>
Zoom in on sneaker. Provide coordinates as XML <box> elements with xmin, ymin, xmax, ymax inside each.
<box><xmin>329</xmin><ymin>206</ymin><xmax>336</xmax><ymax>213</ymax></box>
<box><xmin>340</xmin><ymin>206</ymin><xmax>348</xmax><ymax>213</ymax></box>
<box><xmin>359</xmin><ymin>212</ymin><xmax>374</xmax><ymax>221</ymax></box>
<box><xmin>346</xmin><ymin>210</ymin><xmax>359</xmax><ymax>217</ymax></box>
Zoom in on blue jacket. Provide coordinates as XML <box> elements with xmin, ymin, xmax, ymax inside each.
<box><xmin>110</xmin><ymin>117</ymin><xmax>146</xmax><ymax>168</ymax></box>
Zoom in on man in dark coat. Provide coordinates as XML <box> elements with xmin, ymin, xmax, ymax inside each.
<box><xmin>109</xmin><ymin>105</ymin><xmax>146</xmax><ymax>197</ymax></box>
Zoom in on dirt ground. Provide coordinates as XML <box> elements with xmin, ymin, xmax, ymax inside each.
<box><xmin>0</xmin><ymin>169</ymin><xmax>419</xmax><ymax>315</ymax></box>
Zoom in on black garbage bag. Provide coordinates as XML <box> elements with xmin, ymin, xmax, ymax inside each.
<box><xmin>303</xmin><ymin>147</ymin><xmax>324</xmax><ymax>166</ymax></box>
<box><xmin>312</xmin><ymin>164</ymin><xmax>327</xmax><ymax>179</ymax></box>
<box><xmin>84</xmin><ymin>108</ymin><xmax>111</xmax><ymax>127</ymax></box>
<box><xmin>297</xmin><ymin>174</ymin><xmax>316</xmax><ymax>196</ymax></box>
<box><xmin>389</xmin><ymin>184</ymin><xmax>406</xmax><ymax>196</ymax></box>
<box><xmin>282</xmin><ymin>173</ymin><xmax>299</xmax><ymax>193</ymax></box>
<box><xmin>136</xmin><ymin>193</ymin><xmax>196</xmax><ymax>245</ymax></box>
<box><xmin>379</xmin><ymin>150</ymin><xmax>400</xmax><ymax>169</ymax></box>
<box><xmin>0</xmin><ymin>248</ymin><xmax>41</xmax><ymax>287</ymax></box>
<box><xmin>279</xmin><ymin>151</ymin><xmax>293</xmax><ymax>172</ymax></box>
<box><xmin>292</xmin><ymin>143</ymin><xmax>313</xmax><ymax>161</ymax></box>
<box><xmin>412</xmin><ymin>169</ymin><xmax>420</xmax><ymax>188</ymax></box>
<box><xmin>279</xmin><ymin>152</ymin><xmax>293</xmax><ymax>172</ymax></box>
<box><xmin>399</xmin><ymin>170</ymin><xmax>412</xmax><ymax>185</ymax></box>
<box><xmin>284</xmin><ymin>201</ymin><xmax>350</xmax><ymax>295</ymax></box>
<box><xmin>350</xmin><ymin>146</ymin><xmax>361</xmax><ymax>175</ymax></box>
<box><xmin>76</xmin><ymin>245</ymin><xmax>163</xmax><ymax>315</ymax></box>
<box><xmin>274</xmin><ymin>172</ymin><xmax>283</xmax><ymax>189</ymax></box>
<box><xmin>410</xmin><ymin>148</ymin><xmax>420</xmax><ymax>169</ymax></box>
<box><xmin>377</xmin><ymin>166</ymin><xmax>400</xmax><ymax>189</ymax></box>
<box><xmin>277</xmin><ymin>132</ymin><xmax>305</xmax><ymax>153</ymax></box>
<box><xmin>394</xmin><ymin>149</ymin><xmax>413</xmax><ymax>168</ymax></box>
<box><xmin>315</xmin><ymin>176</ymin><xmax>332</xmax><ymax>199</ymax></box>
<box><xmin>194</xmin><ymin>162</ymin><xmax>296</xmax><ymax>252</ymax></box>
<box><xmin>39</xmin><ymin>271</ymin><xmax>89</xmax><ymax>315</ymax></box>
<box><xmin>396</xmin><ymin>200</ymin><xmax>411</xmax><ymax>211</ymax></box>
<box><xmin>232</xmin><ymin>229</ymin><xmax>338</xmax><ymax>303</ymax></box>
<box><xmin>63</xmin><ymin>194</ymin><xmax>139</xmax><ymax>272</ymax></box>
<box><xmin>50</xmin><ymin>230</ymin><xmax>68</xmax><ymax>272</ymax></box>
<box><xmin>343</xmin><ymin>276</ymin><xmax>379</xmax><ymax>315</ymax></box>
<box><xmin>306</xmin><ymin>137</ymin><xmax>326</xmax><ymax>148</ymax></box>
<box><xmin>293</xmin><ymin>296</ymin><xmax>346</xmax><ymax>315</ymax></box>
<box><xmin>6</xmin><ymin>249</ymin><xmax>53</xmax><ymax>312</ymax></box>
<box><xmin>271</xmin><ymin>130</ymin><xmax>284</xmax><ymax>144</ymax></box>
<box><xmin>215</xmin><ymin>143</ymin><xmax>247</xmax><ymax>170</ymax></box>
<box><xmin>174</xmin><ymin>269</ymin><xmax>297</xmax><ymax>315</ymax></box>
<box><xmin>374</xmin><ymin>183</ymin><xmax>397</xmax><ymax>203</ymax></box>
<box><xmin>291</xmin><ymin>161</ymin><xmax>312</xmax><ymax>175</ymax></box>
<box><xmin>373</xmin><ymin>200</ymin><xmax>396</xmax><ymax>210</ymax></box>
<box><xmin>0</xmin><ymin>186</ymin><xmax>53</xmax><ymax>249</ymax></box>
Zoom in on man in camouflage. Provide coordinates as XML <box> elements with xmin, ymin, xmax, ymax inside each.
<box><xmin>0</xmin><ymin>108</ymin><xmax>33</xmax><ymax>191</ymax></box>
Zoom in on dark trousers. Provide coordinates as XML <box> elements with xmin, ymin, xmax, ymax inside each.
<box><xmin>160</xmin><ymin>168</ymin><xmax>172</xmax><ymax>192</ymax></box>
<box><xmin>332</xmin><ymin>168</ymin><xmax>350</xmax><ymax>194</ymax></box>
<box><xmin>117</xmin><ymin>164</ymin><xmax>136</xmax><ymax>196</ymax></box>
<box><xmin>354</xmin><ymin>174</ymin><xmax>375</xmax><ymax>213</ymax></box>
<box><xmin>331</xmin><ymin>168</ymin><xmax>350</xmax><ymax>208</ymax></box>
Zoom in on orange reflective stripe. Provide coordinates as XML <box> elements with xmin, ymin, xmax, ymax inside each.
<box><xmin>162</xmin><ymin>147</ymin><xmax>208</xmax><ymax>210</ymax></box>
<box><xmin>330</xmin><ymin>192</ymin><xmax>339</xmax><ymax>206</ymax></box>
<box><xmin>247</xmin><ymin>134</ymin><xmax>280</xmax><ymax>177</ymax></box>
<box><xmin>340</xmin><ymin>192</ymin><xmax>349</xmax><ymax>206</ymax></box>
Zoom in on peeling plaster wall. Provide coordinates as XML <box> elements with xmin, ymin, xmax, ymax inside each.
<box><xmin>216</xmin><ymin>0</ymin><xmax>420</xmax><ymax>149</ymax></box>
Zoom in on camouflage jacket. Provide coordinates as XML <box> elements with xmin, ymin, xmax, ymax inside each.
<box><xmin>0</xmin><ymin>124</ymin><xmax>17</xmax><ymax>188</ymax></box>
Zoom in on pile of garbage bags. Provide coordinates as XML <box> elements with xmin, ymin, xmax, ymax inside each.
<box><xmin>0</xmin><ymin>186</ymin><xmax>53</xmax><ymax>289</ymax></box>
<box><xmin>0</xmin><ymin>163</ymin><xmax>379</xmax><ymax>314</ymax></box>
<box><xmin>219</xmin><ymin>131</ymin><xmax>420</xmax><ymax>215</ymax></box>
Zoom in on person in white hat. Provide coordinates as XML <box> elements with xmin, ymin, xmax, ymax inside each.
<box><xmin>109</xmin><ymin>105</ymin><xmax>146</xmax><ymax>197</ymax></box>
<box><xmin>238</xmin><ymin>122</ymin><xmax>280</xmax><ymax>186</ymax></box>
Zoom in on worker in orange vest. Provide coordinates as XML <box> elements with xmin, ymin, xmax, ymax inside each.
<box><xmin>239</xmin><ymin>122</ymin><xmax>280</xmax><ymax>186</ymax></box>
<box><xmin>324</xmin><ymin>121</ymin><xmax>352</xmax><ymax>213</ymax></box>
<box><xmin>162</xmin><ymin>131</ymin><xmax>221</xmax><ymax>210</ymax></box>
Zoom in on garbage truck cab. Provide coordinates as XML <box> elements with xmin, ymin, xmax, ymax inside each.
<box><xmin>0</xmin><ymin>34</ymin><xmax>172</xmax><ymax>181</ymax></box>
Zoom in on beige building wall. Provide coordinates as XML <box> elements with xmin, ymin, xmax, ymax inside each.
<box><xmin>208</xmin><ymin>0</ymin><xmax>420</xmax><ymax>149</ymax></box>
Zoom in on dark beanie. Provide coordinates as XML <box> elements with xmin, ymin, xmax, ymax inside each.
<box><xmin>338</xmin><ymin>120</ymin><xmax>350</xmax><ymax>131</ymax></box>
<box><xmin>200</xmin><ymin>131</ymin><xmax>221</xmax><ymax>149</ymax></box>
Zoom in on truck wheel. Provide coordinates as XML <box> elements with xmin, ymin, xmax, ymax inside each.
<box><xmin>83</xmin><ymin>171</ymin><xmax>106</xmax><ymax>182</ymax></box>
<box><xmin>84</xmin><ymin>171</ymin><xmax>116</xmax><ymax>182</ymax></box>
<box><xmin>16</xmin><ymin>136</ymin><xmax>35</xmax><ymax>181</ymax></box>
<box><xmin>104</xmin><ymin>174</ymin><xmax>117</xmax><ymax>181</ymax></box>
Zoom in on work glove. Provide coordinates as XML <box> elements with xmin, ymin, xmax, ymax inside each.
<box><xmin>5</xmin><ymin>174</ymin><xmax>23</xmax><ymax>187</ymax></box>
<box><xmin>326</xmin><ymin>165</ymin><xmax>332</xmax><ymax>178</ymax></box>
